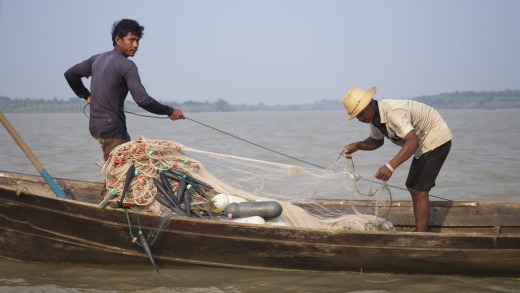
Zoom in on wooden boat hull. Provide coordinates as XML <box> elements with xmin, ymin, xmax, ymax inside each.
<box><xmin>1</xmin><ymin>171</ymin><xmax>519</xmax><ymax>276</ymax></box>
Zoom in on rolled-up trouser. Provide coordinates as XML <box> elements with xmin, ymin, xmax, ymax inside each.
<box><xmin>97</xmin><ymin>137</ymin><xmax>131</xmax><ymax>162</ymax></box>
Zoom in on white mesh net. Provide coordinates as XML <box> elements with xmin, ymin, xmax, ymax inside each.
<box><xmin>101</xmin><ymin>137</ymin><xmax>395</xmax><ymax>232</ymax></box>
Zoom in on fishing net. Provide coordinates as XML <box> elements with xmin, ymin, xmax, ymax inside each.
<box><xmin>101</xmin><ymin>137</ymin><xmax>395</xmax><ymax>232</ymax></box>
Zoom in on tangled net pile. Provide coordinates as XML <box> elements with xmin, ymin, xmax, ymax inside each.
<box><xmin>101</xmin><ymin>137</ymin><xmax>395</xmax><ymax>231</ymax></box>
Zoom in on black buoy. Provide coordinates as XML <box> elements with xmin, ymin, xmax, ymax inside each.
<box><xmin>153</xmin><ymin>178</ymin><xmax>181</xmax><ymax>211</ymax></box>
<box><xmin>224</xmin><ymin>201</ymin><xmax>283</xmax><ymax>219</ymax></box>
<box><xmin>165</xmin><ymin>168</ymin><xmax>213</xmax><ymax>189</ymax></box>
<box><xmin>118</xmin><ymin>164</ymin><xmax>135</xmax><ymax>208</ymax></box>
<box><xmin>184</xmin><ymin>185</ymin><xmax>192</xmax><ymax>216</ymax></box>
<box><xmin>154</xmin><ymin>193</ymin><xmax>178</xmax><ymax>212</ymax></box>
<box><xmin>160</xmin><ymin>172</ymin><xmax>177</xmax><ymax>201</ymax></box>
<box><xmin>138</xmin><ymin>230</ymin><xmax>159</xmax><ymax>272</ymax></box>
<box><xmin>177</xmin><ymin>177</ymin><xmax>187</xmax><ymax>204</ymax></box>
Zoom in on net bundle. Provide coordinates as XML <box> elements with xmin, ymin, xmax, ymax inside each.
<box><xmin>101</xmin><ymin>137</ymin><xmax>395</xmax><ymax>232</ymax></box>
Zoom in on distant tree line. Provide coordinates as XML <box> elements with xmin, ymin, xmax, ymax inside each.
<box><xmin>0</xmin><ymin>97</ymin><xmax>237</xmax><ymax>113</ymax></box>
<box><xmin>0</xmin><ymin>97</ymin><xmax>88</xmax><ymax>113</ymax></box>
<box><xmin>0</xmin><ymin>96</ymin><xmax>343</xmax><ymax>113</ymax></box>
<box><xmin>1</xmin><ymin>90</ymin><xmax>519</xmax><ymax>113</ymax></box>
<box><xmin>414</xmin><ymin>90</ymin><xmax>520</xmax><ymax>109</ymax></box>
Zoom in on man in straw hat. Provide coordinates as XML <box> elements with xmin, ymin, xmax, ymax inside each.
<box><xmin>342</xmin><ymin>86</ymin><xmax>452</xmax><ymax>232</ymax></box>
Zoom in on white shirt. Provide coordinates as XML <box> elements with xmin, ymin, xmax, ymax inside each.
<box><xmin>370</xmin><ymin>99</ymin><xmax>453</xmax><ymax>158</ymax></box>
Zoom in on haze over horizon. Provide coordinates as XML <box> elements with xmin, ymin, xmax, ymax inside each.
<box><xmin>1</xmin><ymin>0</ymin><xmax>519</xmax><ymax>105</ymax></box>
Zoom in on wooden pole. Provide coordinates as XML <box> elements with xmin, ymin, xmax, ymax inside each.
<box><xmin>0</xmin><ymin>112</ymin><xmax>67</xmax><ymax>198</ymax></box>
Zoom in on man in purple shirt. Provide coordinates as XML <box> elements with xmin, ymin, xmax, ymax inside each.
<box><xmin>65</xmin><ymin>19</ymin><xmax>185</xmax><ymax>161</ymax></box>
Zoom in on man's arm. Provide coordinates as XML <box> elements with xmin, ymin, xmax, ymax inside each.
<box><xmin>375</xmin><ymin>129</ymin><xmax>418</xmax><ymax>181</ymax></box>
<box><xmin>64</xmin><ymin>60</ymin><xmax>92</xmax><ymax>100</ymax></box>
<box><xmin>124</xmin><ymin>64</ymin><xmax>181</xmax><ymax>118</ymax></box>
<box><xmin>343</xmin><ymin>137</ymin><xmax>384</xmax><ymax>158</ymax></box>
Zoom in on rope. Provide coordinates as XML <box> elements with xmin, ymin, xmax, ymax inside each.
<box><xmin>333</xmin><ymin>151</ymin><xmax>452</xmax><ymax>202</ymax></box>
<box><xmin>85</xmin><ymin>104</ymin><xmax>451</xmax><ymax>201</ymax></box>
<box><xmin>124</xmin><ymin>209</ymin><xmax>174</xmax><ymax>246</ymax></box>
<box><xmin>84</xmin><ymin>105</ymin><xmax>324</xmax><ymax>168</ymax></box>
<box><xmin>124</xmin><ymin>209</ymin><xmax>139</xmax><ymax>245</ymax></box>
<box><xmin>185</xmin><ymin>117</ymin><xmax>325</xmax><ymax>169</ymax></box>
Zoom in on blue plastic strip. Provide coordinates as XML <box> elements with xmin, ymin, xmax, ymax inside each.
<box><xmin>40</xmin><ymin>169</ymin><xmax>67</xmax><ymax>198</ymax></box>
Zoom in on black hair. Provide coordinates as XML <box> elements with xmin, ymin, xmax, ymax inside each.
<box><xmin>111</xmin><ymin>19</ymin><xmax>144</xmax><ymax>46</ymax></box>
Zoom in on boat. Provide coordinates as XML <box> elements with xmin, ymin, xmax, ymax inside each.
<box><xmin>1</xmin><ymin>170</ymin><xmax>519</xmax><ymax>277</ymax></box>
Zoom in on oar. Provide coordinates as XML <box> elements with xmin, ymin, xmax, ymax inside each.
<box><xmin>0</xmin><ymin>112</ymin><xmax>67</xmax><ymax>199</ymax></box>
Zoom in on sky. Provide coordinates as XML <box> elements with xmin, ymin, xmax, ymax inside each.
<box><xmin>0</xmin><ymin>0</ymin><xmax>519</xmax><ymax>105</ymax></box>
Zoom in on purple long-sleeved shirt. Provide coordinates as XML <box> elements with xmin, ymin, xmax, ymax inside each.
<box><xmin>64</xmin><ymin>49</ymin><xmax>173</xmax><ymax>139</ymax></box>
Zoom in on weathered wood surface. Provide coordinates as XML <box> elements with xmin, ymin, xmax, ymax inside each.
<box><xmin>1</xmin><ymin>171</ymin><xmax>519</xmax><ymax>276</ymax></box>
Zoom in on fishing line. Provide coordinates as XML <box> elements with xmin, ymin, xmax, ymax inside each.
<box><xmin>335</xmin><ymin>151</ymin><xmax>452</xmax><ymax>201</ymax></box>
<box><xmin>124</xmin><ymin>209</ymin><xmax>172</xmax><ymax>246</ymax></box>
<box><xmin>124</xmin><ymin>209</ymin><xmax>141</xmax><ymax>246</ymax></box>
<box><xmin>184</xmin><ymin>117</ymin><xmax>325</xmax><ymax>169</ymax></box>
<box><xmin>331</xmin><ymin>152</ymin><xmax>392</xmax><ymax>200</ymax></box>
<box><xmin>83</xmin><ymin>105</ymin><xmax>324</xmax><ymax>168</ymax></box>
<box><xmin>85</xmin><ymin>104</ymin><xmax>452</xmax><ymax>200</ymax></box>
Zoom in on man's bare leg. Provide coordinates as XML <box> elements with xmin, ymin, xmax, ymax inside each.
<box><xmin>408</xmin><ymin>188</ymin><xmax>430</xmax><ymax>232</ymax></box>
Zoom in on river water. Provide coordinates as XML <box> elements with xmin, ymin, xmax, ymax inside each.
<box><xmin>1</xmin><ymin>110</ymin><xmax>519</xmax><ymax>292</ymax></box>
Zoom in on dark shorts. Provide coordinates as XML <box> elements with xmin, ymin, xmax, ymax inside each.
<box><xmin>405</xmin><ymin>140</ymin><xmax>451</xmax><ymax>192</ymax></box>
<box><xmin>97</xmin><ymin>136</ymin><xmax>130</xmax><ymax>162</ymax></box>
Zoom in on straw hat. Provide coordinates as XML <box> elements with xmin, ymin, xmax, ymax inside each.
<box><xmin>342</xmin><ymin>86</ymin><xmax>377</xmax><ymax>120</ymax></box>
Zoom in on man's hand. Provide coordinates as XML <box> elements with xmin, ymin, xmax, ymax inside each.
<box><xmin>343</xmin><ymin>143</ymin><xmax>357</xmax><ymax>159</ymax></box>
<box><xmin>374</xmin><ymin>129</ymin><xmax>417</xmax><ymax>181</ymax></box>
<box><xmin>86</xmin><ymin>96</ymin><xmax>91</xmax><ymax>104</ymax></box>
<box><xmin>375</xmin><ymin>164</ymin><xmax>393</xmax><ymax>181</ymax></box>
<box><xmin>169</xmin><ymin>108</ymin><xmax>185</xmax><ymax>121</ymax></box>
<box><xmin>343</xmin><ymin>137</ymin><xmax>383</xmax><ymax>159</ymax></box>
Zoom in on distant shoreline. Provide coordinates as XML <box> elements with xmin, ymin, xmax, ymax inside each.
<box><xmin>1</xmin><ymin>90</ymin><xmax>519</xmax><ymax>113</ymax></box>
